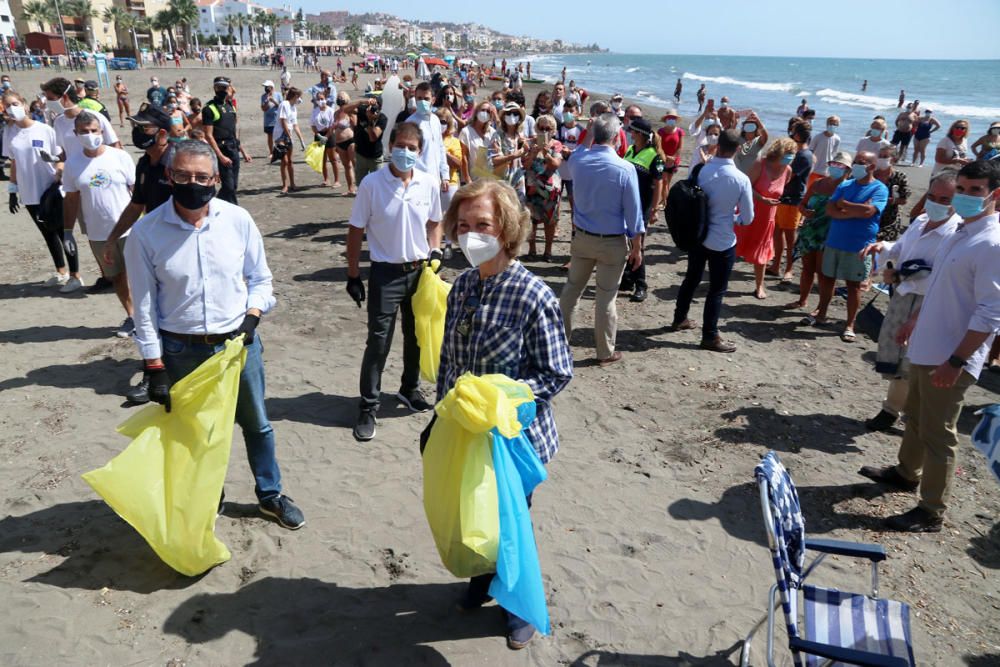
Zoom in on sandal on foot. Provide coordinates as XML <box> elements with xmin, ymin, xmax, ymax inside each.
<box><xmin>841</xmin><ymin>329</ymin><xmax>857</xmax><ymax>342</ymax></box>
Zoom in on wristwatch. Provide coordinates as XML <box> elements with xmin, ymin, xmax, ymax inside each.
<box><xmin>947</xmin><ymin>354</ymin><xmax>965</xmax><ymax>369</ymax></box>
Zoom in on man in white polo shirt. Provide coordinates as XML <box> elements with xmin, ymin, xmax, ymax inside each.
<box><xmin>860</xmin><ymin>160</ymin><xmax>1000</xmax><ymax>532</ymax></box>
<box><xmin>346</xmin><ymin>122</ymin><xmax>443</xmax><ymax>442</ymax></box>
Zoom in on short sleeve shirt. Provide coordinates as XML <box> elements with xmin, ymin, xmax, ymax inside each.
<box><xmin>354</xmin><ymin>111</ymin><xmax>388</xmax><ymax>159</ymax></box>
<box><xmin>348</xmin><ymin>166</ymin><xmax>442</xmax><ymax>263</ymax></box>
<box><xmin>825</xmin><ymin>179</ymin><xmax>889</xmax><ymax>252</ymax></box>
<box><xmin>62</xmin><ymin>147</ymin><xmax>135</xmax><ymax>241</ymax></box>
<box><xmin>132</xmin><ymin>153</ymin><xmax>172</xmax><ymax>213</ymax></box>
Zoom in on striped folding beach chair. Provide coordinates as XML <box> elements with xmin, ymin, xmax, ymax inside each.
<box><xmin>740</xmin><ymin>452</ymin><xmax>915</xmax><ymax>667</ymax></box>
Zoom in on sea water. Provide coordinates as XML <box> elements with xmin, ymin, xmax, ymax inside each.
<box><xmin>522</xmin><ymin>53</ymin><xmax>1000</xmax><ymax>140</ymax></box>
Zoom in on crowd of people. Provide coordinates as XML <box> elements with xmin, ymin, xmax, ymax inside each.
<box><xmin>2</xmin><ymin>58</ymin><xmax>999</xmax><ymax>650</ymax></box>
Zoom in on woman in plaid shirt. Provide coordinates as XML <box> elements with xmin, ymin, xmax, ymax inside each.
<box><xmin>436</xmin><ymin>179</ymin><xmax>574</xmax><ymax>650</ymax></box>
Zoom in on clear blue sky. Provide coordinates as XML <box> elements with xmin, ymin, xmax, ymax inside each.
<box><xmin>296</xmin><ymin>0</ymin><xmax>1000</xmax><ymax>60</ymax></box>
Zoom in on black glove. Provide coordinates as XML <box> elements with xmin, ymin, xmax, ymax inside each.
<box><xmin>236</xmin><ymin>313</ymin><xmax>260</xmax><ymax>344</ymax></box>
<box><xmin>62</xmin><ymin>230</ymin><xmax>77</xmax><ymax>256</ymax></box>
<box><xmin>314</xmin><ymin>134</ymin><xmax>325</xmax><ymax>144</ymax></box>
<box><xmin>8</xmin><ymin>192</ymin><xmax>18</xmax><ymax>215</ymax></box>
<box><xmin>428</xmin><ymin>248</ymin><xmax>443</xmax><ymax>273</ymax></box>
<box><xmin>146</xmin><ymin>365</ymin><xmax>172</xmax><ymax>412</ymax></box>
<box><xmin>346</xmin><ymin>275</ymin><xmax>365</xmax><ymax>308</ymax></box>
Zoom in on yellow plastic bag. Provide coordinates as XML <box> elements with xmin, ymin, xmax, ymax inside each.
<box><xmin>423</xmin><ymin>373</ymin><xmax>535</xmax><ymax>578</ymax></box>
<box><xmin>82</xmin><ymin>338</ymin><xmax>247</xmax><ymax>576</ymax></box>
<box><xmin>304</xmin><ymin>140</ymin><xmax>326</xmax><ymax>174</ymax></box>
<box><xmin>412</xmin><ymin>265</ymin><xmax>451</xmax><ymax>383</ymax></box>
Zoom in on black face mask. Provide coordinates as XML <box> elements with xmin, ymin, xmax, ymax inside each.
<box><xmin>133</xmin><ymin>126</ymin><xmax>158</xmax><ymax>150</ymax></box>
<box><xmin>213</xmin><ymin>89</ymin><xmax>228</xmax><ymax>102</ymax></box>
<box><xmin>172</xmin><ymin>182</ymin><xmax>216</xmax><ymax>210</ymax></box>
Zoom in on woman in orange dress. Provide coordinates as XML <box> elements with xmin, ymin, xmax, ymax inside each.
<box><xmin>735</xmin><ymin>137</ymin><xmax>796</xmax><ymax>299</ymax></box>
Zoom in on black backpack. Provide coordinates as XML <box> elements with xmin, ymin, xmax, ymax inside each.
<box><xmin>664</xmin><ymin>162</ymin><xmax>709</xmax><ymax>252</ymax></box>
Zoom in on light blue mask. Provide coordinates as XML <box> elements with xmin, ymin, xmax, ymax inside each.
<box><xmin>951</xmin><ymin>192</ymin><xmax>989</xmax><ymax>219</ymax></box>
<box><xmin>923</xmin><ymin>200</ymin><xmax>952</xmax><ymax>221</ymax></box>
<box><xmin>390</xmin><ymin>146</ymin><xmax>418</xmax><ymax>172</ymax></box>
<box><xmin>851</xmin><ymin>164</ymin><xmax>869</xmax><ymax>180</ymax></box>
<box><xmin>415</xmin><ymin>99</ymin><xmax>432</xmax><ymax>115</ymax></box>
<box><xmin>780</xmin><ymin>154</ymin><xmax>794</xmax><ymax>165</ymax></box>
<box><xmin>827</xmin><ymin>165</ymin><xmax>846</xmax><ymax>179</ymax></box>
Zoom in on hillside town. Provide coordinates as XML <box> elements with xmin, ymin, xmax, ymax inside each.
<box><xmin>0</xmin><ymin>0</ymin><xmax>600</xmax><ymax>58</ymax></box>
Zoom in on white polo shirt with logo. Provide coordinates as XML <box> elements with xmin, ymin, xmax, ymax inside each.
<box><xmin>348</xmin><ymin>165</ymin><xmax>442</xmax><ymax>263</ymax></box>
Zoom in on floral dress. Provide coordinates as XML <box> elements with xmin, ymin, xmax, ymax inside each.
<box><xmin>489</xmin><ymin>132</ymin><xmax>526</xmax><ymax>200</ymax></box>
<box><xmin>876</xmin><ymin>169</ymin><xmax>910</xmax><ymax>242</ymax></box>
<box><xmin>793</xmin><ymin>192</ymin><xmax>832</xmax><ymax>259</ymax></box>
<box><xmin>524</xmin><ymin>140</ymin><xmax>563</xmax><ymax>225</ymax></box>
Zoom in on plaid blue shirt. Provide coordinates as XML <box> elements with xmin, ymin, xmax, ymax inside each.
<box><xmin>436</xmin><ymin>261</ymin><xmax>574</xmax><ymax>463</ymax></box>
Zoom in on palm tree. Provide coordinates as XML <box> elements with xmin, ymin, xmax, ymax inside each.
<box><xmin>251</xmin><ymin>12</ymin><xmax>266</xmax><ymax>47</ymax></box>
<box><xmin>151</xmin><ymin>10</ymin><xmax>176</xmax><ymax>52</ymax></box>
<box><xmin>343</xmin><ymin>23</ymin><xmax>361</xmax><ymax>50</ymax></box>
<box><xmin>23</xmin><ymin>0</ymin><xmax>56</xmax><ymax>32</ymax></box>
<box><xmin>265</xmin><ymin>13</ymin><xmax>279</xmax><ymax>46</ymax></box>
<box><xmin>223</xmin><ymin>14</ymin><xmax>238</xmax><ymax>45</ymax></box>
<box><xmin>63</xmin><ymin>0</ymin><xmax>98</xmax><ymax>50</ymax></box>
<box><xmin>168</xmin><ymin>0</ymin><xmax>199</xmax><ymax>52</ymax></box>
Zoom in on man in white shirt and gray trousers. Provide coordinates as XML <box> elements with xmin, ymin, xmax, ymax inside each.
<box><xmin>125</xmin><ymin>140</ymin><xmax>304</xmax><ymax>530</ymax></box>
<box><xmin>860</xmin><ymin>159</ymin><xmax>1000</xmax><ymax>532</ymax></box>
<box><xmin>346</xmin><ymin>122</ymin><xmax>443</xmax><ymax>442</ymax></box>
<box><xmin>670</xmin><ymin>129</ymin><xmax>754</xmax><ymax>353</ymax></box>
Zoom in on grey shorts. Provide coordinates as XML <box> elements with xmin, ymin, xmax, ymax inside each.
<box><xmin>822</xmin><ymin>246</ymin><xmax>871</xmax><ymax>283</ymax></box>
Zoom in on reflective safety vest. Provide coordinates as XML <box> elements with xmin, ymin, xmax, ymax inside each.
<box><xmin>624</xmin><ymin>145</ymin><xmax>657</xmax><ymax>171</ymax></box>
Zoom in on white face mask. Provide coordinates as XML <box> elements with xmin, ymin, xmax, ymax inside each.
<box><xmin>876</xmin><ymin>157</ymin><xmax>892</xmax><ymax>170</ymax></box>
<box><xmin>458</xmin><ymin>231</ymin><xmax>501</xmax><ymax>267</ymax></box>
<box><xmin>77</xmin><ymin>132</ymin><xmax>102</xmax><ymax>151</ymax></box>
<box><xmin>504</xmin><ymin>114</ymin><xmax>519</xmax><ymax>126</ymax></box>
<box><xmin>6</xmin><ymin>104</ymin><xmax>25</xmax><ymax>121</ymax></box>
<box><xmin>476</xmin><ymin>110</ymin><xmax>490</xmax><ymax>124</ymax></box>
<box><xmin>45</xmin><ymin>98</ymin><xmax>66</xmax><ymax>115</ymax></box>
<box><xmin>706</xmin><ymin>134</ymin><xmax>719</xmax><ymax>146</ymax></box>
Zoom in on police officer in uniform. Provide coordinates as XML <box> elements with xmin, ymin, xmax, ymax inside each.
<box><xmin>79</xmin><ymin>80</ymin><xmax>112</xmax><ymax>122</ymax></box>
<box><xmin>202</xmin><ymin>76</ymin><xmax>250</xmax><ymax>204</ymax></box>
<box><xmin>620</xmin><ymin>118</ymin><xmax>665</xmax><ymax>303</ymax></box>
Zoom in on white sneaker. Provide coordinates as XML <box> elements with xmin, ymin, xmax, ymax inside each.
<box><xmin>115</xmin><ymin>316</ymin><xmax>135</xmax><ymax>338</ymax></box>
<box><xmin>59</xmin><ymin>276</ymin><xmax>86</xmax><ymax>293</ymax></box>
<box><xmin>43</xmin><ymin>273</ymin><xmax>70</xmax><ymax>287</ymax></box>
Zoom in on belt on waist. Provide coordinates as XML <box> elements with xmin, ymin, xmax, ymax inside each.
<box><xmin>574</xmin><ymin>226</ymin><xmax>625</xmax><ymax>238</ymax></box>
<box><xmin>372</xmin><ymin>260</ymin><xmax>424</xmax><ymax>273</ymax></box>
<box><xmin>160</xmin><ymin>329</ymin><xmax>237</xmax><ymax>344</ymax></box>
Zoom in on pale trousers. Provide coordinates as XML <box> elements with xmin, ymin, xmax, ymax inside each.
<box><xmin>558</xmin><ymin>231</ymin><xmax>629</xmax><ymax>360</ymax></box>
<box><xmin>895</xmin><ymin>364</ymin><xmax>975</xmax><ymax>517</ymax></box>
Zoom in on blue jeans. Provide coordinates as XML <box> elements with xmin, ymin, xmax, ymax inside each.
<box><xmin>673</xmin><ymin>243</ymin><xmax>736</xmax><ymax>342</ymax></box>
<box><xmin>160</xmin><ymin>335</ymin><xmax>282</xmax><ymax>501</ymax></box>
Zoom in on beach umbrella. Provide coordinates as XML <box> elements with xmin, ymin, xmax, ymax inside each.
<box><xmin>406</xmin><ymin>52</ymin><xmax>417</xmax><ymax>58</ymax></box>
<box><xmin>457</xmin><ymin>58</ymin><xmax>478</xmax><ymax>66</ymax></box>
<box><xmin>443</xmin><ymin>55</ymin><xmax>455</xmax><ymax>62</ymax></box>
<box><xmin>423</xmin><ymin>57</ymin><xmax>450</xmax><ymax>68</ymax></box>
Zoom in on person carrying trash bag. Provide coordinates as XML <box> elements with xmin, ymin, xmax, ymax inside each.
<box><xmin>425</xmin><ymin>179</ymin><xmax>573</xmax><ymax>650</ymax></box>
<box><xmin>124</xmin><ymin>139</ymin><xmax>304</xmax><ymax>531</ymax></box>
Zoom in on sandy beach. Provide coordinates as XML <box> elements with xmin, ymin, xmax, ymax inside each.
<box><xmin>0</xmin><ymin>62</ymin><xmax>998</xmax><ymax>666</ymax></box>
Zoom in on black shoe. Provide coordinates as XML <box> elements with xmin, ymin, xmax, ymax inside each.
<box><xmin>86</xmin><ymin>276</ymin><xmax>114</xmax><ymax>294</ymax></box>
<box><xmin>218</xmin><ymin>489</ymin><xmax>225</xmax><ymax>517</ymax></box>
<box><xmin>858</xmin><ymin>465</ymin><xmax>919</xmax><ymax>491</ymax></box>
<box><xmin>125</xmin><ymin>375</ymin><xmax>150</xmax><ymax>404</ymax></box>
<box><xmin>353</xmin><ymin>408</ymin><xmax>377</xmax><ymax>441</ymax></box>
<box><xmin>619</xmin><ymin>280</ymin><xmax>635</xmax><ymax>293</ymax></box>
<box><xmin>865</xmin><ymin>409</ymin><xmax>897</xmax><ymax>432</ymax></box>
<box><xmin>884</xmin><ymin>507</ymin><xmax>943</xmax><ymax>533</ymax></box>
<box><xmin>259</xmin><ymin>495</ymin><xmax>305</xmax><ymax>530</ymax></box>
<box><xmin>397</xmin><ymin>390</ymin><xmax>432</xmax><ymax>413</ymax></box>
<box><xmin>630</xmin><ymin>286</ymin><xmax>647</xmax><ymax>302</ymax></box>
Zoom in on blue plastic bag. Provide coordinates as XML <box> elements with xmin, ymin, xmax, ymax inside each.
<box><xmin>488</xmin><ymin>400</ymin><xmax>550</xmax><ymax>635</ymax></box>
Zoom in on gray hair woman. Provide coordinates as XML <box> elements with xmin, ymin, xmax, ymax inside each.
<box><xmin>433</xmin><ymin>178</ymin><xmax>573</xmax><ymax>651</ymax></box>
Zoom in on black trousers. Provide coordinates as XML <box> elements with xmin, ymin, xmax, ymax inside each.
<box><xmin>673</xmin><ymin>243</ymin><xmax>735</xmax><ymax>342</ymax></box>
<box><xmin>620</xmin><ymin>211</ymin><xmax>650</xmax><ymax>290</ymax></box>
<box><xmin>358</xmin><ymin>262</ymin><xmax>421</xmax><ymax>409</ymax></box>
<box><xmin>26</xmin><ymin>204</ymin><xmax>78</xmax><ymax>273</ymax></box>
<box><xmin>217</xmin><ymin>139</ymin><xmax>240</xmax><ymax>204</ymax></box>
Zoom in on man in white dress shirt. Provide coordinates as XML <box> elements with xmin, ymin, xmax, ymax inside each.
<box><xmin>404</xmin><ymin>82</ymin><xmax>449</xmax><ymax>191</ymax></box>
<box><xmin>125</xmin><ymin>140</ymin><xmax>304</xmax><ymax>530</ymax></box>
<box><xmin>346</xmin><ymin>122</ymin><xmax>443</xmax><ymax>442</ymax></box>
<box><xmin>860</xmin><ymin>160</ymin><xmax>1000</xmax><ymax>532</ymax></box>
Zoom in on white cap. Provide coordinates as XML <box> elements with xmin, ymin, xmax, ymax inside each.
<box><xmin>262</xmin><ymin>80</ymin><xmax>275</xmax><ymax>88</ymax></box>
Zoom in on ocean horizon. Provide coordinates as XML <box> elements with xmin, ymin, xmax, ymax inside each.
<box><xmin>517</xmin><ymin>52</ymin><xmax>1000</xmax><ymax>140</ymax></box>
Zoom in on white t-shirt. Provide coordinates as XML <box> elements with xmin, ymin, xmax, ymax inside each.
<box><xmin>53</xmin><ymin>110</ymin><xmax>119</xmax><ymax>161</ymax></box>
<box><xmin>459</xmin><ymin>123</ymin><xmax>498</xmax><ymax>181</ymax></box>
<box><xmin>273</xmin><ymin>101</ymin><xmax>298</xmax><ymax>140</ymax></box>
<box><xmin>3</xmin><ymin>122</ymin><xmax>58</xmax><ymax>206</ymax></box>
<box><xmin>855</xmin><ymin>136</ymin><xmax>891</xmax><ymax>158</ymax></box>
<box><xmin>521</xmin><ymin>115</ymin><xmax>536</xmax><ymax>139</ymax></box>
<box><xmin>809</xmin><ymin>131</ymin><xmax>841</xmax><ymax>176</ymax></box>
<box><xmin>348</xmin><ymin>166</ymin><xmax>442</xmax><ymax>263</ymax></box>
<box><xmin>280</xmin><ymin>70</ymin><xmax>291</xmax><ymax>87</ymax></box>
<box><xmin>557</xmin><ymin>123</ymin><xmax>584</xmax><ymax>179</ymax></box>
<box><xmin>311</xmin><ymin>106</ymin><xmax>335</xmax><ymax>133</ymax></box>
<box><xmin>931</xmin><ymin>136</ymin><xmax>969</xmax><ymax>177</ymax></box>
<box><xmin>62</xmin><ymin>146</ymin><xmax>135</xmax><ymax>241</ymax></box>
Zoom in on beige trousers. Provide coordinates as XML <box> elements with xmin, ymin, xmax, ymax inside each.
<box><xmin>558</xmin><ymin>232</ymin><xmax>629</xmax><ymax>360</ymax></box>
<box><xmin>895</xmin><ymin>364</ymin><xmax>976</xmax><ymax>517</ymax></box>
